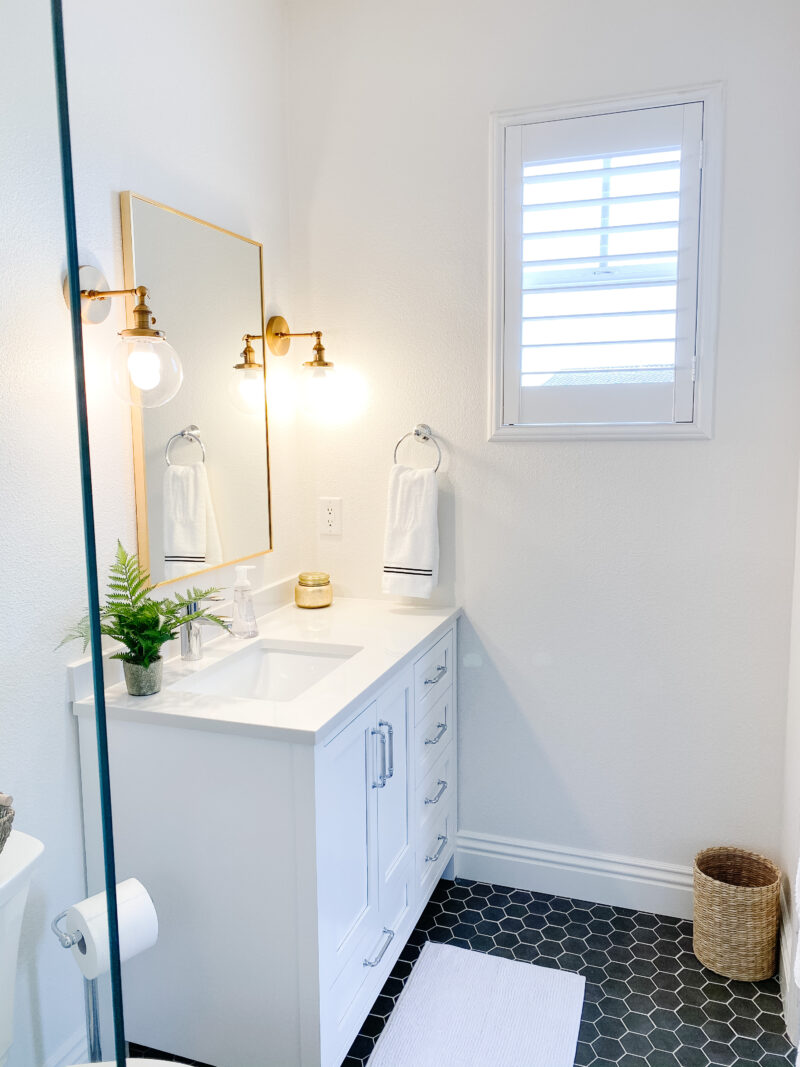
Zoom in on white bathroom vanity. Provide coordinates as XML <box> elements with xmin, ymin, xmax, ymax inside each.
<box><xmin>74</xmin><ymin>598</ymin><xmax>460</xmax><ymax>1067</ymax></box>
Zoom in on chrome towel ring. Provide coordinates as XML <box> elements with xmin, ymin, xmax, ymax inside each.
<box><xmin>165</xmin><ymin>424</ymin><xmax>206</xmax><ymax>466</ymax></box>
<box><xmin>393</xmin><ymin>424</ymin><xmax>442</xmax><ymax>472</ymax></box>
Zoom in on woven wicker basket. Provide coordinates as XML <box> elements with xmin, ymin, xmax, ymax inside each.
<box><xmin>693</xmin><ymin>846</ymin><xmax>781</xmax><ymax>981</ymax></box>
<box><xmin>0</xmin><ymin>808</ymin><xmax>14</xmax><ymax>856</ymax></box>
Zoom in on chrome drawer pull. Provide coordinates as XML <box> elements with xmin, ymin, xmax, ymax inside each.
<box><xmin>425</xmin><ymin>834</ymin><xmax>448</xmax><ymax>864</ymax></box>
<box><xmin>424</xmin><ymin>664</ymin><xmax>447</xmax><ymax>687</ymax></box>
<box><xmin>371</xmin><ymin>727</ymin><xmax>388</xmax><ymax>788</ymax></box>
<box><xmin>363</xmin><ymin>927</ymin><xmax>395</xmax><ymax>967</ymax></box>
<box><xmin>425</xmin><ymin>779</ymin><xmax>448</xmax><ymax>805</ymax></box>
<box><xmin>378</xmin><ymin>719</ymin><xmax>394</xmax><ymax>779</ymax></box>
<box><xmin>424</xmin><ymin>721</ymin><xmax>447</xmax><ymax>746</ymax></box>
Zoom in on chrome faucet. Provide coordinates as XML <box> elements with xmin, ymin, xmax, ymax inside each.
<box><xmin>180</xmin><ymin>598</ymin><xmax>230</xmax><ymax>662</ymax></box>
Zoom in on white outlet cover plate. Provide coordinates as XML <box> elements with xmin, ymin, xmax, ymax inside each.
<box><xmin>319</xmin><ymin>497</ymin><xmax>342</xmax><ymax>536</ymax></box>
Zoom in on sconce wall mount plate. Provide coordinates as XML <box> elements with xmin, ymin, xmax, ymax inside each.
<box><xmin>265</xmin><ymin>315</ymin><xmax>292</xmax><ymax>357</ymax></box>
<box><xmin>63</xmin><ymin>265</ymin><xmax>113</xmax><ymax>325</ymax></box>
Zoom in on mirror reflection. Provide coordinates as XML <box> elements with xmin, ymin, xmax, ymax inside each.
<box><xmin>122</xmin><ymin>193</ymin><xmax>272</xmax><ymax>585</ymax></box>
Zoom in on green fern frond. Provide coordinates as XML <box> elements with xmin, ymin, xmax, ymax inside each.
<box><xmin>107</xmin><ymin>541</ymin><xmax>151</xmax><ymax>611</ymax></box>
<box><xmin>57</xmin><ymin>613</ymin><xmax>92</xmax><ymax>652</ymax></box>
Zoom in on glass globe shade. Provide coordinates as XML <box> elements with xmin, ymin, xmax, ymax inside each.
<box><xmin>302</xmin><ymin>365</ymin><xmax>333</xmax><ymax>417</ymax></box>
<box><xmin>110</xmin><ymin>335</ymin><xmax>183</xmax><ymax>408</ymax></box>
<box><xmin>228</xmin><ymin>365</ymin><xmax>266</xmax><ymax>415</ymax></box>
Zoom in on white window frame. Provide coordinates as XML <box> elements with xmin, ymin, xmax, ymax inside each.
<box><xmin>489</xmin><ymin>85</ymin><xmax>724</xmax><ymax>441</ymax></box>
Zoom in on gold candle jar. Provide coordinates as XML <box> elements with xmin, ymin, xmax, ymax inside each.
<box><xmin>295</xmin><ymin>571</ymin><xmax>333</xmax><ymax>609</ymax></box>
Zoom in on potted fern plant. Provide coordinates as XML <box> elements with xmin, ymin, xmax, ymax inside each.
<box><xmin>63</xmin><ymin>543</ymin><xmax>228</xmax><ymax>696</ymax></box>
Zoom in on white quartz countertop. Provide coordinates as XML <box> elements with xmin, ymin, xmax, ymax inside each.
<box><xmin>73</xmin><ymin>598</ymin><xmax>460</xmax><ymax>745</ymax></box>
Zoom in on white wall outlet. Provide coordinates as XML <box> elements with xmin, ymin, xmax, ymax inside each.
<box><xmin>319</xmin><ymin>497</ymin><xmax>342</xmax><ymax>536</ymax></box>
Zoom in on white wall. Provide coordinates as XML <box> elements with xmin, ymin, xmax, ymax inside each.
<box><xmin>285</xmin><ymin>0</ymin><xmax>800</xmax><ymax>907</ymax></box>
<box><xmin>0</xmin><ymin>3</ymin><xmax>92</xmax><ymax>1063</ymax></box>
<box><xmin>1</xmin><ymin>1</ymin><xmax>307</xmax><ymax>1064</ymax></box>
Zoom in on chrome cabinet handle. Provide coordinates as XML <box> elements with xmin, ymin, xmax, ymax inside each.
<box><xmin>425</xmin><ymin>834</ymin><xmax>448</xmax><ymax>864</ymax></box>
<box><xmin>371</xmin><ymin>727</ymin><xmax>387</xmax><ymax>788</ymax></box>
<box><xmin>378</xmin><ymin>719</ymin><xmax>394</xmax><ymax>780</ymax></box>
<box><xmin>424</xmin><ymin>721</ymin><xmax>447</xmax><ymax>746</ymax></box>
<box><xmin>424</xmin><ymin>779</ymin><xmax>448</xmax><ymax>805</ymax></box>
<box><xmin>424</xmin><ymin>664</ymin><xmax>447</xmax><ymax>687</ymax></box>
<box><xmin>363</xmin><ymin>927</ymin><xmax>395</xmax><ymax>967</ymax></box>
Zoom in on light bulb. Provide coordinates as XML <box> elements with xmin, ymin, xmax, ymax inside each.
<box><xmin>228</xmin><ymin>366</ymin><xmax>266</xmax><ymax>414</ymax></box>
<box><xmin>110</xmin><ymin>335</ymin><xmax>183</xmax><ymax>408</ymax></box>
<box><xmin>127</xmin><ymin>342</ymin><xmax>162</xmax><ymax>391</ymax></box>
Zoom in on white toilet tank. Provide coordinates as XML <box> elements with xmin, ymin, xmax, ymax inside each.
<box><xmin>0</xmin><ymin>831</ymin><xmax>44</xmax><ymax>1067</ymax></box>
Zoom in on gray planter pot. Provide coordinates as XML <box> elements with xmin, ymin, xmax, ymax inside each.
<box><xmin>123</xmin><ymin>658</ymin><xmax>163</xmax><ymax>697</ymax></box>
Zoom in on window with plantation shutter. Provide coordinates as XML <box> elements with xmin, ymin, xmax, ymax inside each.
<box><xmin>491</xmin><ymin>91</ymin><xmax>721</xmax><ymax>439</ymax></box>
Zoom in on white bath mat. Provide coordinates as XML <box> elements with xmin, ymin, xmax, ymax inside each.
<box><xmin>366</xmin><ymin>941</ymin><xmax>585</xmax><ymax>1067</ymax></box>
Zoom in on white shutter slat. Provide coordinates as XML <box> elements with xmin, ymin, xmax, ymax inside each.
<box><xmin>523</xmin><ymin>308</ymin><xmax>675</xmax><ymax>322</ymax></box>
<box><xmin>522</xmin><ymin>279</ymin><xmax>677</xmax><ymax>295</ymax></box>
<box><xmin>524</xmin><ymin>191</ymin><xmax>679</xmax><ymax>212</ymax></box>
<box><xmin>524</xmin><ymin>220</ymin><xmax>679</xmax><ymax>241</ymax></box>
<box><xmin>522</xmin><ymin>250</ymin><xmax>679</xmax><ymax>268</ymax></box>
<box><xmin>523</xmin><ymin>159</ymin><xmax>680</xmax><ymax>185</ymax></box>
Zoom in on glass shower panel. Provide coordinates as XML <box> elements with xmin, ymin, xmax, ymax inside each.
<box><xmin>0</xmin><ymin>0</ymin><xmax>126</xmax><ymax>1064</ymax></box>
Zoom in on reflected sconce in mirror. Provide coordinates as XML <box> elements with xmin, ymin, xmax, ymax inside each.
<box><xmin>63</xmin><ymin>265</ymin><xmax>183</xmax><ymax>408</ymax></box>
<box><xmin>230</xmin><ymin>333</ymin><xmax>267</xmax><ymax>414</ymax></box>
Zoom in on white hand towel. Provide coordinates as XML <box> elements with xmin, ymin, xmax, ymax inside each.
<box><xmin>382</xmin><ymin>464</ymin><xmax>439</xmax><ymax>599</ymax></box>
<box><xmin>163</xmin><ymin>463</ymin><xmax>222</xmax><ymax>580</ymax></box>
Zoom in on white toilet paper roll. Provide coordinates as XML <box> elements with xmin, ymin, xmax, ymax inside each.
<box><xmin>66</xmin><ymin>878</ymin><xmax>158</xmax><ymax>980</ymax></box>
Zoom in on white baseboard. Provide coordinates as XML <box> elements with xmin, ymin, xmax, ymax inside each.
<box><xmin>455</xmin><ymin>830</ymin><xmax>694</xmax><ymax>920</ymax></box>
<box><xmin>43</xmin><ymin>1028</ymin><xmax>88</xmax><ymax>1067</ymax></box>
<box><xmin>779</xmin><ymin>883</ymin><xmax>799</xmax><ymax>1046</ymax></box>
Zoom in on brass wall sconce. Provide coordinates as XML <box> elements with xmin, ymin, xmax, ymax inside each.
<box><xmin>64</xmin><ymin>265</ymin><xmax>183</xmax><ymax>408</ymax></box>
<box><xmin>265</xmin><ymin>316</ymin><xmax>333</xmax><ymax>371</ymax></box>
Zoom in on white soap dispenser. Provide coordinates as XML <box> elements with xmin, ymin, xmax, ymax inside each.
<box><xmin>231</xmin><ymin>565</ymin><xmax>259</xmax><ymax>639</ymax></box>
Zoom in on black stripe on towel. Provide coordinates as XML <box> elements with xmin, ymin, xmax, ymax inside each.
<box><xmin>383</xmin><ymin>566</ymin><xmax>433</xmax><ymax>575</ymax></box>
<box><xmin>165</xmin><ymin>556</ymin><xmax>206</xmax><ymax>562</ymax></box>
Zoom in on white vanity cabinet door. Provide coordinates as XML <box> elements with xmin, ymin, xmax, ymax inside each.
<box><xmin>316</xmin><ymin>702</ymin><xmax>380</xmax><ymax>993</ymax></box>
<box><xmin>374</xmin><ymin>673</ymin><xmax>413</xmax><ymax>942</ymax></box>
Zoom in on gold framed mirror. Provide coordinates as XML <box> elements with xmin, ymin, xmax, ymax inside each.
<box><xmin>120</xmin><ymin>192</ymin><xmax>272</xmax><ymax>586</ymax></box>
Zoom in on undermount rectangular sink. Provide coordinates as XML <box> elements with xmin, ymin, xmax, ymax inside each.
<box><xmin>172</xmin><ymin>640</ymin><xmax>361</xmax><ymax>703</ymax></box>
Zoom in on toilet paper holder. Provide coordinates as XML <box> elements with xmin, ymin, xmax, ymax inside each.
<box><xmin>51</xmin><ymin>909</ymin><xmax>86</xmax><ymax>952</ymax></box>
<box><xmin>52</xmin><ymin>909</ymin><xmax>100</xmax><ymax>1061</ymax></box>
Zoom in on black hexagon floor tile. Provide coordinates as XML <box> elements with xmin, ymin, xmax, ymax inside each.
<box><xmin>127</xmin><ymin>879</ymin><xmax>795</xmax><ymax>1065</ymax></box>
<box><xmin>343</xmin><ymin>878</ymin><xmax>796</xmax><ymax>1067</ymax></box>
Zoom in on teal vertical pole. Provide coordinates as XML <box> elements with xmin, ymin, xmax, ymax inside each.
<box><xmin>48</xmin><ymin>2</ymin><xmax>127</xmax><ymax>1063</ymax></box>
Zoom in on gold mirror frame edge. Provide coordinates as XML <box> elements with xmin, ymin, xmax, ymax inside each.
<box><xmin>120</xmin><ymin>190</ymin><xmax>274</xmax><ymax>589</ymax></box>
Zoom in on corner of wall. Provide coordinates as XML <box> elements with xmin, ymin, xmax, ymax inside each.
<box><xmin>781</xmin><ymin>885</ymin><xmax>800</xmax><ymax>1045</ymax></box>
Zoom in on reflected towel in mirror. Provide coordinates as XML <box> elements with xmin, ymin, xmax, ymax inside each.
<box><xmin>162</xmin><ymin>463</ymin><xmax>222</xmax><ymax>580</ymax></box>
<box><xmin>382</xmin><ymin>464</ymin><xmax>439</xmax><ymax>599</ymax></box>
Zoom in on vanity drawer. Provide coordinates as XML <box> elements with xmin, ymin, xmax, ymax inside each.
<box><xmin>415</xmin><ymin>684</ymin><xmax>452</xmax><ymax>778</ymax></box>
<box><xmin>414</xmin><ymin>629</ymin><xmax>453</xmax><ymax>715</ymax></box>
<box><xmin>416</xmin><ymin>807</ymin><xmax>453</xmax><ymax>898</ymax></box>
<box><xmin>416</xmin><ymin>750</ymin><xmax>453</xmax><ymax>835</ymax></box>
